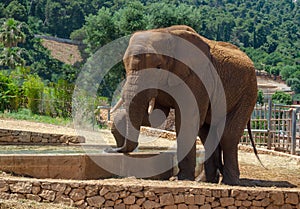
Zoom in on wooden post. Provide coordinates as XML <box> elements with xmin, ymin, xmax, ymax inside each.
<box><xmin>267</xmin><ymin>99</ymin><xmax>272</xmax><ymax>150</ymax></box>
<box><xmin>291</xmin><ymin>108</ymin><xmax>296</xmax><ymax>155</ymax></box>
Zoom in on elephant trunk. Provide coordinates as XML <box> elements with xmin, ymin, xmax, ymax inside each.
<box><xmin>116</xmin><ymin>73</ymin><xmax>158</xmax><ymax>153</ymax></box>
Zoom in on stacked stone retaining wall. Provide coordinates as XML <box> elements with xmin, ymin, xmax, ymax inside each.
<box><xmin>0</xmin><ymin>178</ymin><xmax>298</xmax><ymax>209</ymax></box>
<box><xmin>0</xmin><ymin>128</ymin><xmax>85</xmax><ymax>144</ymax></box>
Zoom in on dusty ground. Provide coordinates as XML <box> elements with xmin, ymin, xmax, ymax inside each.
<box><xmin>0</xmin><ymin>118</ymin><xmax>299</xmax><ymax>189</ymax></box>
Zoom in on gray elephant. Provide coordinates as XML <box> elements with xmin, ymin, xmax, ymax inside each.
<box><xmin>107</xmin><ymin>25</ymin><xmax>257</xmax><ymax>185</ymax></box>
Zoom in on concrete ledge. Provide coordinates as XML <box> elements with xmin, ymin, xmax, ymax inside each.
<box><xmin>0</xmin><ymin>128</ymin><xmax>85</xmax><ymax>144</ymax></box>
<box><xmin>0</xmin><ymin>153</ymin><xmax>174</xmax><ymax>180</ymax></box>
<box><xmin>0</xmin><ymin>177</ymin><xmax>298</xmax><ymax>208</ymax></box>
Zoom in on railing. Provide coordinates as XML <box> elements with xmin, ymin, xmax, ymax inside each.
<box><xmin>241</xmin><ymin>100</ymin><xmax>300</xmax><ymax>155</ymax></box>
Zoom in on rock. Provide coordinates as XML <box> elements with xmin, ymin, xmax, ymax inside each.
<box><xmin>129</xmin><ymin>205</ymin><xmax>141</xmax><ymax>209</ymax></box>
<box><xmin>0</xmin><ymin>180</ymin><xmax>9</xmax><ymax>192</ymax></box>
<box><xmin>131</xmin><ymin>192</ymin><xmax>144</xmax><ymax>198</ymax></box>
<box><xmin>143</xmin><ymin>200</ymin><xmax>161</xmax><ymax>209</ymax></box>
<box><xmin>242</xmin><ymin>200</ymin><xmax>252</xmax><ymax>207</ymax></box>
<box><xmin>160</xmin><ymin>193</ymin><xmax>174</xmax><ymax>206</ymax></box>
<box><xmin>99</xmin><ymin>186</ymin><xmax>109</xmax><ymax>196</ymax></box>
<box><xmin>185</xmin><ymin>194</ymin><xmax>195</xmax><ymax>205</ymax></box>
<box><xmin>281</xmin><ymin>204</ymin><xmax>293</xmax><ymax>209</ymax></box>
<box><xmin>0</xmin><ymin>136</ymin><xmax>14</xmax><ymax>142</ymax></box>
<box><xmin>105</xmin><ymin>200</ymin><xmax>115</xmax><ymax>207</ymax></box>
<box><xmin>41</xmin><ymin>182</ymin><xmax>51</xmax><ymax>189</ymax></box>
<box><xmin>124</xmin><ymin>195</ymin><xmax>136</xmax><ymax>205</ymax></box>
<box><xmin>271</xmin><ymin>192</ymin><xmax>284</xmax><ymax>206</ymax></box>
<box><xmin>26</xmin><ymin>194</ymin><xmax>41</xmax><ymax>202</ymax></box>
<box><xmin>10</xmin><ymin>182</ymin><xmax>32</xmax><ymax>194</ymax></box>
<box><xmin>55</xmin><ymin>195</ymin><xmax>74</xmax><ymax>206</ymax></box>
<box><xmin>285</xmin><ymin>192</ymin><xmax>299</xmax><ymax>205</ymax></box>
<box><xmin>85</xmin><ymin>185</ymin><xmax>98</xmax><ymax>197</ymax></box>
<box><xmin>194</xmin><ymin>195</ymin><xmax>205</xmax><ymax>205</ymax></box>
<box><xmin>253</xmin><ymin>200</ymin><xmax>262</xmax><ymax>207</ymax></box>
<box><xmin>164</xmin><ymin>206</ymin><xmax>177</xmax><ymax>209</ymax></box>
<box><xmin>199</xmin><ymin>204</ymin><xmax>211</xmax><ymax>209</ymax></box>
<box><xmin>39</xmin><ymin>189</ymin><xmax>56</xmax><ymax>201</ymax></box>
<box><xmin>129</xmin><ymin>186</ymin><xmax>143</xmax><ymax>192</ymax></box>
<box><xmin>178</xmin><ymin>204</ymin><xmax>188</xmax><ymax>209</ymax></box>
<box><xmin>261</xmin><ymin>197</ymin><xmax>271</xmax><ymax>207</ymax></box>
<box><xmin>234</xmin><ymin>200</ymin><xmax>242</xmax><ymax>206</ymax></box>
<box><xmin>32</xmin><ymin>186</ymin><xmax>41</xmax><ymax>195</ymax></box>
<box><xmin>220</xmin><ymin>197</ymin><xmax>235</xmax><ymax>207</ymax></box>
<box><xmin>69</xmin><ymin>188</ymin><xmax>86</xmax><ymax>201</ymax></box>
<box><xmin>51</xmin><ymin>183</ymin><xmax>66</xmax><ymax>193</ymax></box>
<box><xmin>136</xmin><ymin>197</ymin><xmax>146</xmax><ymax>206</ymax></box>
<box><xmin>104</xmin><ymin>192</ymin><xmax>119</xmax><ymax>201</ymax></box>
<box><xmin>175</xmin><ymin>194</ymin><xmax>185</xmax><ymax>204</ymax></box>
<box><xmin>115</xmin><ymin>203</ymin><xmax>126</xmax><ymax>209</ymax></box>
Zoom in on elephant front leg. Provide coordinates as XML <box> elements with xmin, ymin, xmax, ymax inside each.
<box><xmin>175</xmin><ymin>107</ymin><xmax>198</xmax><ymax>181</ymax></box>
<box><xmin>199</xmin><ymin>124</ymin><xmax>223</xmax><ymax>183</ymax></box>
<box><xmin>111</xmin><ymin>109</ymin><xmax>126</xmax><ymax>148</ymax></box>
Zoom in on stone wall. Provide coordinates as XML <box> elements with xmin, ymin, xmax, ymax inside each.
<box><xmin>0</xmin><ymin>178</ymin><xmax>299</xmax><ymax>209</ymax></box>
<box><xmin>0</xmin><ymin>128</ymin><xmax>85</xmax><ymax>144</ymax></box>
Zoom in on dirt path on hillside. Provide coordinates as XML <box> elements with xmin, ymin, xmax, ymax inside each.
<box><xmin>0</xmin><ymin>118</ymin><xmax>299</xmax><ymax>188</ymax></box>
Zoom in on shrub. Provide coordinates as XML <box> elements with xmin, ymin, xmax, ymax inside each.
<box><xmin>22</xmin><ymin>74</ymin><xmax>44</xmax><ymax>114</ymax></box>
<box><xmin>0</xmin><ymin>72</ymin><xmax>19</xmax><ymax>111</ymax></box>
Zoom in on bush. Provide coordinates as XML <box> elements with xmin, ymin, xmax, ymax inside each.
<box><xmin>22</xmin><ymin>74</ymin><xmax>44</xmax><ymax>114</ymax></box>
<box><xmin>271</xmin><ymin>91</ymin><xmax>292</xmax><ymax>105</ymax></box>
<box><xmin>0</xmin><ymin>72</ymin><xmax>19</xmax><ymax>111</ymax></box>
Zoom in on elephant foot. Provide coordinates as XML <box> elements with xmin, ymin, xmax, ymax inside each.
<box><xmin>221</xmin><ymin>177</ymin><xmax>240</xmax><ymax>186</ymax></box>
<box><xmin>205</xmin><ymin>169</ymin><xmax>221</xmax><ymax>184</ymax></box>
<box><xmin>221</xmin><ymin>169</ymin><xmax>240</xmax><ymax>185</ymax></box>
<box><xmin>177</xmin><ymin>171</ymin><xmax>195</xmax><ymax>181</ymax></box>
<box><xmin>104</xmin><ymin>141</ymin><xmax>138</xmax><ymax>153</ymax></box>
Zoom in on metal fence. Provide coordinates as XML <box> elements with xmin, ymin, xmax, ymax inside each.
<box><xmin>241</xmin><ymin>100</ymin><xmax>300</xmax><ymax>155</ymax></box>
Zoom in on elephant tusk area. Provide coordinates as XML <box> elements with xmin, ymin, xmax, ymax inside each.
<box><xmin>148</xmin><ymin>98</ymin><xmax>156</xmax><ymax>114</ymax></box>
<box><xmin>110</xmin><ymin>98</ymin><xmax>124</xmax><ymax>114</ymax></box>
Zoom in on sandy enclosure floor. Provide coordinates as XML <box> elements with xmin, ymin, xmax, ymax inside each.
<box><xmin>0</xmin><ymin>118</ymin><xmax>299</xmax><ymax>188</ymax></box>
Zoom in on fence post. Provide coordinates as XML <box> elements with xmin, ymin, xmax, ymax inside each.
<box><xmin>267</xmin><ymin>99</ymin><xmax>272</xmax><ymax>149</ymax></box>
<box><xmin>291</xmin><ymin>108</ymin><xmax>296</xmax><ymax>155</ymax></box>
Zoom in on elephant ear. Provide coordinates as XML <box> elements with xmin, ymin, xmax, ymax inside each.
<box><xmin>167</xmin><ymin>30</ymin><xmax>211</xmax><ymax>87</ymax></box>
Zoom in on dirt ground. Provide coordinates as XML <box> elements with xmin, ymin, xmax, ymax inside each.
<box><xmin>0</xmin><ymin>118</ymin><xmax>299</xmax><ymax>188</ymax></box>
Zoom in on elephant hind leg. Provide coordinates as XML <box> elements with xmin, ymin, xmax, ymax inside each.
<box><xmin>220</xmin><ymin>100</ymin><xmax>254</xmax><ymax>185</ymax></box>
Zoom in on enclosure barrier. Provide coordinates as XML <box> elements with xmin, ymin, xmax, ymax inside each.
<box><xmin>241</xmin><ymin>100</ymin><xmax>300</xmax><ymax>155</ymax></box>
<box><xmin>0</xmin><ymin>178</ymin><xmax>299</xmax><ymax>208</ymax></box>
<box><xmin>0</xmin><ymin>128</ymin><xmax>85</xmax><ymax>144</ymax></box>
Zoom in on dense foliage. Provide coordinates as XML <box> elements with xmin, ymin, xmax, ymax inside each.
<box><xmin>0</xmin><ymin>0</ymin><xmax>299</xmax><ymax>116</ymax></box>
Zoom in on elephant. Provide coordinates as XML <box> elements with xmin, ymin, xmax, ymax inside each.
<box><xmin>107</xmin><ymin>25</ymin><xmax>258</xmax><ymax>185</ymax></box>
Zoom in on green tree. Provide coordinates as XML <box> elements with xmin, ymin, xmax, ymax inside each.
<box><xmin>0</xmin><ymin>18</ymin><xmax>26</xmax><ymax>69</ymax></box>
<box><xmin>0</xmin><ymin>18</ymin><xmax>25</xmax><ymax>48</ymax></box>
<box><xmin>5</xmin><ymin>0</ymin><xmax>28</xmax><ymax>22</ymax></box>
<box><xmin>257</xmin><ymin>90</ymin><xmax>264</xmax><ymax>105</ymax></box>
<box><xmin>114</xmin><ymin>1</ymin><xmax>147</xmax><ymax>35</ymax></box>
<box><xmin>271</xmin><ymin>91</ymin><xmax>292</xmax><ymax>105</ymax></box>
<box><xmin>84</xmin><ymin>7</ymin><xmax>117</xmax><ymax>54</ymax></box>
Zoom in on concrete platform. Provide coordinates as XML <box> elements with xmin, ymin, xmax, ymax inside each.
<box><xmin>0</xmin><ymin>152</ymin><xmax>175</xmax><ymax>180</ymax></box>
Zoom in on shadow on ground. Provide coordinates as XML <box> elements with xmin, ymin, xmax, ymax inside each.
<box><xmin>239</xmin><ymin>178</ymin><xmax>297</xmax><ymax>188</ymax></box>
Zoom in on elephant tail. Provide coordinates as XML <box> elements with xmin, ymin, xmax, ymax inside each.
<box><xmin>247</xmin><ymin>120</ymin><xmax>267</xmax><ymax>169</ymax></box>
